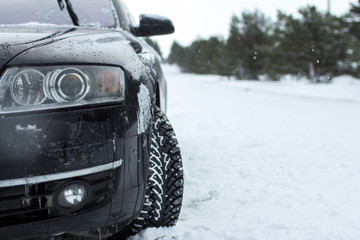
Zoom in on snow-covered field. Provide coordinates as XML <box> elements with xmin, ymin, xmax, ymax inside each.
<box><xmin>130</xmin><ymin>66</ymin><xmax>360</xmax><ymax>240</ymax></box>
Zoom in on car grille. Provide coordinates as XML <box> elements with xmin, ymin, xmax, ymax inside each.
<box><xmin>0</xmin><ymin>170</ymin><xmax>115</xmax><ymax>227</ymax></box>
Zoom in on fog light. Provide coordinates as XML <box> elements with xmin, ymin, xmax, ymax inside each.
<box><xmin>54</xmin><ymin>181</ymin><xmax>92</xmax><ymax>213</ymax></box>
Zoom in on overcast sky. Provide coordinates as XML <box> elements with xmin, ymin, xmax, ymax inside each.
<box><xmin>125</xmin><ymin>0</ymin><xmax>356</xmax><ymax>56</ymax></box>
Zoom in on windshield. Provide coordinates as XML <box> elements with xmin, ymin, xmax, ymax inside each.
<box><xmin>0</xmin><ymin>0</ymin><xmax>118</xmax><ymax>28</ymax></box>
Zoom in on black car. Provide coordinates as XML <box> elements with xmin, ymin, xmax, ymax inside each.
<box><xmin>0</xmin><ymin>0</ymin><xmax>183</xmax><ymax>239</ymax></box>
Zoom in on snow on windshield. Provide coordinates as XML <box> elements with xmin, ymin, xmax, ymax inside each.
<box><xmin>0</xmin><ymin>0</ymin><xmax>118</xmax><ymax>28</ymax></box>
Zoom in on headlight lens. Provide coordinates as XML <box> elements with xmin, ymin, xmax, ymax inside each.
<box><xmin>10</xmin><ymin>69</ymin><xmax>47</xmax><ymax>106</ymax></box>
<box><xmin>45</xmin><ymin>68</ymin><xmax>90</xmax><ymax>102</ymax></box>
<box><xmin>0</xmin><ymin>66</ymin><xmax>125</xmax><ymax>113</ymax></box>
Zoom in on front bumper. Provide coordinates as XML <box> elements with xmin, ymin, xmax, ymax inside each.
<box><xmin>2</xmin><ymin>204</ymin><xmax>112</xmax><ymax>239</ymax></box>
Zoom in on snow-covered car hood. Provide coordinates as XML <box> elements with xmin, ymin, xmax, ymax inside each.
<box><xmin>0</xmin><ymin>27</ymin><xmax>144</xmax><ymax>77</ymax></box>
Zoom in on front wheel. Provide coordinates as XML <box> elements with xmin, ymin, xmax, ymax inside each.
<box><xmin>123</xmin><ymin>107</ymin><xmax>184</xmax><ymax>236</ymax></box>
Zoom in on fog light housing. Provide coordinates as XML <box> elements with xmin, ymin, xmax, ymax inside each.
<box><xmin>54</xmin><ymin>181</ymin><xmax>92</xmax><ymax>213</ymax></box>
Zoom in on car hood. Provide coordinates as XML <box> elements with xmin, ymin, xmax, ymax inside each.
<box><xmin>0</xmin><ymin>27</ymin><xmax>145</xmax><ymax>79</ymax></box>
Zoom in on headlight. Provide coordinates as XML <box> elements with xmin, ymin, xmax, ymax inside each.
<box><xmin>0</xmin><ymin>66</ymin><xmax>125</xmax><ymax>113</ymax></box>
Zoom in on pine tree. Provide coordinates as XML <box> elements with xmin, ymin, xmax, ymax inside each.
<box><xmin>272</xmin><ymin>6</ymin><xmax>349</xmax><ymax>82</ymax></box>
<box><xmin>349</xmin><ymin>0</ymin><xmax>360</xmax><ymax>40</ymax></box>
<box><xmin>347</xmin><ymin>0</ymin><xmax>360</xmax><ymax>77</ymax></box>
<box><xmin>226</xmin><ymin>16</ymin><xmax>243</xmax><ymax>78</ymax></box>
<box><xmin>350</xmin><ymin>0</ymin><xmax>360</xmax><ymax>15</ymax></box>
<box><xmin>167</xmin><ymin>41</ymin><xmax>190</xmax><ymax>71</ymax></box>
<box><xmin>226</xmin><ymin>10</ymin><xmax>272</xmax><ymax>80</ymax></box>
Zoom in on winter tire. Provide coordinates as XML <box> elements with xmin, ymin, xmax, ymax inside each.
<box><xmin>120</xmin><ymin>107</ymin><xmax>184</xmax><ymax>237</ymax></box>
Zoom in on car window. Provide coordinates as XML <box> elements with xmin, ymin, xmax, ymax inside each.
<box><xmin>0</xmin><ymin>0</ymin><xmax>119</xmax><ymax>28</ymax></box>
<box><xmin>122</xmin><ymin>2</ymin><xmax>138</xmax><ymax>27</ymax></box>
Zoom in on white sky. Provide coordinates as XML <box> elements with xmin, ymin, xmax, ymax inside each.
<box><xmin>125</xmin><ymin>0</ymin><xmax>356</xmax><ymax>56</ymax></box>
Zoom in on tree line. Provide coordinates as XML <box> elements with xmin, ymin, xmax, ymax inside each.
<box><xmin>166</xmin><ymin>2</ymin><xmax>360</xmax><ymax>82</ymax></box>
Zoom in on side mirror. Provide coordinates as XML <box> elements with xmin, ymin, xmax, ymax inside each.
<box><xmin>134</xmin><ymin>14</ymin><xmax>175</xmax><ymax>37</ymax></box>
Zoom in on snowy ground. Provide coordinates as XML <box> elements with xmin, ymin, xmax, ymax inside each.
<box><xmin>130</xmin><ymin>66</ymin><xmax>360</xmax><ymax>240</ymax></box>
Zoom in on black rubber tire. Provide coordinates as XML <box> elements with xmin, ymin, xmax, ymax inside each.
<box><xmin>120</xmin><ymin>107</ymin><xmax>184</xmax><ymax>237</ymax></box>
